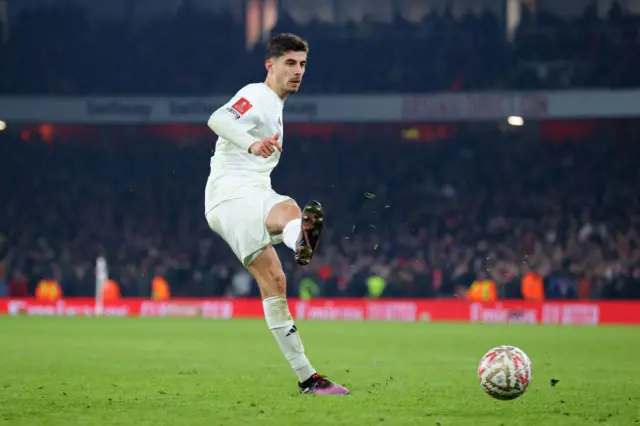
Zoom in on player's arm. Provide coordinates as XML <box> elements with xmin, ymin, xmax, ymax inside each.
<box><xmin>208</xmin><ymin>95</ymin><xmax>258</xmax><ymax>152</ymax></box>
<box><xmin>207</xmin><ymin>95</ymin><xmax>282</xmax><ymax>158</ymax></box>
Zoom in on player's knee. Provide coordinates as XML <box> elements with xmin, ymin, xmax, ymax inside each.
<box><xmin>266</xmin><ymin>200</ymin><xmax>301</xmax><ymax>233</ymax></box>
<box><xmin>287</xmin><ymin>201</ymin><xmax>302</xmax><ymax>217</ymax></box>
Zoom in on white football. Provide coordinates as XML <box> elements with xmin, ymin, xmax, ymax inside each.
<box><xmin>478</xmin><ymin>345</ymin><xmax>532</xmax><ymax>400</ymax></box>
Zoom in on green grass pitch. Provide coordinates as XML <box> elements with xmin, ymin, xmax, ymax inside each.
<box><xmin>1</xmin><ymin>317</ymin><xmax>639</xmax><ymax>425</ymax></box>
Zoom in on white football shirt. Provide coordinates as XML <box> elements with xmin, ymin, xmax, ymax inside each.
<box><xmin>205</xmin><ymin>83</ymin><xmax>285</xmax><ymax>213</ymax></box>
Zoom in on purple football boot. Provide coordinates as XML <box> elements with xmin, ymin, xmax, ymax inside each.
<box><xmin>298</xmin><ymin>373</ymin><xmax>350</xmax><ymax>395</ymax></box>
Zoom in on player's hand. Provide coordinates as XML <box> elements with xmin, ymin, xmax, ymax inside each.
<box><xmin>249</xmin><ymin>133</ymin><xmax>282</xmax><ymax>158</ymax></box>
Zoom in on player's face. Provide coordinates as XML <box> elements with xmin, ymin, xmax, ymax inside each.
<box><xmin>269</xmin><ymin>51</ymin><xmax>307</xmax><ymax>94</ymax></box>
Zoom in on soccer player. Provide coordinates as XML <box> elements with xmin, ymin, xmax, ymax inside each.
<box><xmin>204</xmin><ymin>33</ymin><xmax>349</xmax><ymax>395</ymax></box>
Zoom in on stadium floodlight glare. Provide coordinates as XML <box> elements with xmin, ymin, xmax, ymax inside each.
<box><xmin>507</xmin><ymin>116</ymin><xmax>524</xmax><ymax>126</ymax></box>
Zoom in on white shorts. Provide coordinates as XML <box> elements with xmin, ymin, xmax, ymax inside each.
<box><xmin>205</xmin><ymin>184</ymin><xmax>291</xmax><ymax>267</ymax></box>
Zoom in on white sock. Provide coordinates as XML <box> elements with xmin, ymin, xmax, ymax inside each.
<box><xmin>263</xmin><ymin>295</ymin><xmax>316</xmax><ymax>382</ymax></box>
<box><xmin>282</xmin><ymin>218</ymin><xmax>301</xmax><ymax>252</ymax></box>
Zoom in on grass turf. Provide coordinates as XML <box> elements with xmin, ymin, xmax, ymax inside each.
<box><xmin>0</xmin><ymin>317</ymin><xmax>638</xmax><ymax>425</ymax></box>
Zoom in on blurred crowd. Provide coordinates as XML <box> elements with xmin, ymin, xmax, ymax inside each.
<box><xmin>1</xmin><ymin>0</ymin><xmax>639</xmax><ymax>301</ymax></box>
<box><xmin>1</xmin><ymin>1</ymin><xmax>640</xmax><ymax>94</ymax></box>
<box><xmin>1</xmin><ymin>125</ymin><xmax>639</xmax><ymax>300</ymax></box>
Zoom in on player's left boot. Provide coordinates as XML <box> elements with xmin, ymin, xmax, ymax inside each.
<box><xmin>295</xmin><ymin>200</ymin><xmax>324</xmax><ymax>266</ymax></box>
<box><xmin>298</xmin><ymin>373</ymin><xmax>349</xmax><ymax>395</ymax></box>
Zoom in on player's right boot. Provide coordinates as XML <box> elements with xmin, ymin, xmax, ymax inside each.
<box><xmin>295</xmin><ymin>200</ymin><xmax>324</xmax><ymax>266</ymax></box>
<box><xmin>298</xmin><ymin>373</ymin><xmax>350</xmax><ymax>395</ymax></box>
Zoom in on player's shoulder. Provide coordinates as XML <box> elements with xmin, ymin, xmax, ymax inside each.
<box><xmin>235</xmin><ymin>83</ymin><xmax>269</xmax><ymax>99</ymax></box>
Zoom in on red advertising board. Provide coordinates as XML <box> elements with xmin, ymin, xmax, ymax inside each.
<box><xmin>1</xmin><ymin>298</ymin><xmax>639</xmax><ymax>325</ymax></box>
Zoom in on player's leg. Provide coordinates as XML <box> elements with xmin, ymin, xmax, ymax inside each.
<box><xmin>247</xmin><ymin>245</ymin><xmax>349</xmax><ymax>395</ymax></box>
<box><xmin>266</xmin><ymin>199</ymin><xmax>324</xmax><ymax>266</ymax></box>
<box><xmin>206</xmin><ymin>190</ymin><xmax>346</xmax><ymax>394</ymax></box>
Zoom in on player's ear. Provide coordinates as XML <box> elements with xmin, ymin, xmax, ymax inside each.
<box><xmin>265</xmin><ymin>59</ymin><xmax>273</xmax><ymax>73</ymax></box>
